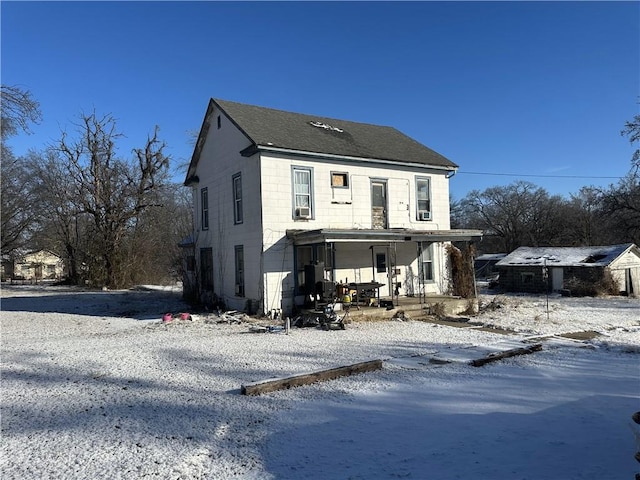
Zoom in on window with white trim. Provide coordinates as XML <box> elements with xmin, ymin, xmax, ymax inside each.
<box><xmin>419</xmin><ymin>242</ymin><xmax>434</xmax><ymax>282</ymax></box>
<box><xmin>232</xmin><ymin>173</ymin><xmax>243</xmax><ymax>224</ymax></box>
<box><xmin>292</xmin><ymin>166</ymin><xmax>313</xmax><ymax>219</ymax></box>
<box><xmin>201</xmin><ymin>187</ymin><xmax>209</xmax><ymax>230</ymax></box>
<box><xmin>416</xmin><ymin>177</ymin><xmax>431</xmax><ymax>221</ymax></box>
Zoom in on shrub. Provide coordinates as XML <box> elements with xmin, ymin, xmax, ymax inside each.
<box><xmin>447</xmin><ymin>243</ymin><xmax>476</xmax><ymax>298</ymax></box>
<box><xmin>427</xmin><ymin>301</ymin><xmax>446</xmax><ymax>318</ymax></box>
<box><xmin>564</xmin><ymin>270</ymin><xmax>619</xmax><ymax>297</ymax></box>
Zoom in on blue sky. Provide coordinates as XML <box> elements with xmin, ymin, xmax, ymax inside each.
<box><xmin>2</xmin><ymin>1</ymin><xmax>638</xmax><ymax>200</ymax></box>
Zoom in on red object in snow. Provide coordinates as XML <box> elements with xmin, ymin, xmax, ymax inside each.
<box><xmin>162</xmin><ymin>313</ymin><xmax>172</xmax><ymax>322</ymax></box>
<box><xmin>180</xmin><ymin>312</ymin><xmax>191</xmax><ymax>321</ymax></box>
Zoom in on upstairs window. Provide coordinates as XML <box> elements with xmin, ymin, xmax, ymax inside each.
<box><xmin>331</xmin><ymin>172</ymin><xmax>349</xmax><ymax>188</ymax></box>
<box><xmin>292</xmin><ymin>166</ymin><xmax>313</xmax><ymax>219</ymax></box>
<box><xmin>200</xmin><ymin>187</ymin><xmax>209</xmax><ymax>230</ymax></box>
<box><xmin>232</xmin><ymin>173</ymin><xmax>243</xmax><ymax>224</ymax></box>
<box><xmin>416</xmin><ymin>177</ymin><xmax>431</xmax><ymax>221</ymax></box>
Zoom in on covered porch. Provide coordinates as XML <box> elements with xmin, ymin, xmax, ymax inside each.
<box><xmin>286</xmin><ymin>228</ymin><xmax>483</xmax><ymax>314</ymax></box>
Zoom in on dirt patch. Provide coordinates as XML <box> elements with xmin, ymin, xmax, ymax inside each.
<box><xmin>558</xmin><ymin>330</ymin><xmax>601</xmax><ymax>341</ymax></box>
<box><xmin>414</xmin><ymin>315</ymin><xmax>516</xmax><ymax>335</ymax></box>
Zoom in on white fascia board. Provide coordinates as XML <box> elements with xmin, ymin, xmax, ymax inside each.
<box><xmin>256</xmin><ymin>145</ymin><xmax>458</xmax><ymax>173</ymax></box>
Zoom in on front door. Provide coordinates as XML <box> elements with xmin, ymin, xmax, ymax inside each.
<box><xmin>371</xmin><ymin>180</ymin><xmax>388</xmax><ymax>229</ymax></box>
<box><xmin>551</xmin><ymin>268</ymin><xmax>563</xmax><ymax>291</ymax></box>
<box><xmin>625</xmin><ymin>268</ymin><xmax>636</xmax><ymax>295</ymax></box>
<box><xmin>372</xmin><ymin>246</ymin><xmax>390</xmax><ymax>297</ymax></box>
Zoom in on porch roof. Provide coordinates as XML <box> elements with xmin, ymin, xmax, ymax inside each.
<box><xmin>286</xmin><ymin>228</ymin><xmax>483</xmax><ymax>246</ymax></box>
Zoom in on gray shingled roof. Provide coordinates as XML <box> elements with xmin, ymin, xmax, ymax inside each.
<box><xmin>212</xmin><ymin>99</ymin><xmax>457</xmax><ymax>169</ymax></box>
<box><xmin>495</xmin><ymin>244</ymin><xmax>636</xmax><ymax>268</ymax></box>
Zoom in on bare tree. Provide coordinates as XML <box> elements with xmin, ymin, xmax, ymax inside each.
<box><xmin>558</xmin><ymin>187</ymin><xmax>612</xmax><ymax>246</ymax></box>
<box><xmin>1</xmin><ymin>85</ymin><xmax>41</xmax><ymax>139</ymax></box>
<box><xmin>121</xmin><ymin>183</ymin><xmax>193</xmax><ymax>286</ymax></box>
<box><xmin>460</xmin><ymin>181</ymin><xmax>565</xmax><ymax>252</ymax></box>
<box><xmin>594</xmin><ymin>114</ymin><xmax>640</xmax><ymax>245</ymax></box>
<box><xmin>55</xmin><ymin>112</ymin><xmax>170</xmax><ymax>288</ymax></box>
<box><xmin>0</xmin><ymin>85</ymin><xmax>42</xmax><ymax>255</ymax></box>
<box><xmin>0</xmin><ymin>150</ymin><xmax>41</xmax><ymax>254</ymax></box>
<box><xmin>602</xmin><ymin>173</ymin><xmax>640</xmax><ymax>245</ymax></box>
<box><xmin>25</xmin><ymin>148</ymin><xmax>89</xmax><ymax>283</ymax></box>
<box><xmin>621</xmin><ymin>113</ymin><xmax>640</xmax><ymax>172</ymax></box>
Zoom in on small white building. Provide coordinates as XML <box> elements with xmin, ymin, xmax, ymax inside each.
<box><xmin>10</xmin><ymin>250</ymin><xmax>64</xmax><ymax>282</ymax></box>
<box><xmin>184</xmin><ymin>99</ymin><xmax>482</xmax><ymax>314</ymax></box>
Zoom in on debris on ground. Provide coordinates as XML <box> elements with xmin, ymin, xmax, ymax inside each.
<box><xmin>162</xmin><ymin>312</ymin><xmax>193</xmax><ymax>323</ymax></box>
<box><xmin>210</xmin><ymin>310</ymin><xmax>250</xmax><ymax>325</ymax></box>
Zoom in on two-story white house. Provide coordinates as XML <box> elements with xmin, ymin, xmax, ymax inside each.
<box><xmin>184</xmin><ymin>98</ymin><xmax>481</xmax><ymax>315</ymax></box>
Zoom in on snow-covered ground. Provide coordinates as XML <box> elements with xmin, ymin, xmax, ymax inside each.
<box><xmin>1</xmin><ymin>284</ymin><xmax>639</xmax><ymax>479</ymax></box>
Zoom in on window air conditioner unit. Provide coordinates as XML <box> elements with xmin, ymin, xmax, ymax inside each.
<box><xmin>295</xmin><ymin>207</ymin><xmax>311</xmax><ymax>219</ymax></box>
<box><xmin>419</xmin><ymin>211</ymin><xmax>431</xmax><ymax>221</ymax></box>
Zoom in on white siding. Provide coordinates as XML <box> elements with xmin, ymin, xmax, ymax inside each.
<box><xmin>259</xmin><ymin>153</ymin><xmax>452</xmax><ymax>309</ymax></box>
<box><xmin>192</xmin><ymin>109</ymin><xmax>264</xmax><ymax>311</ymax></box>
<box><xmin>260</xmin><ymin>153</ymin><xmax>451</xmax><ymax>234</ymax></box>
<box><xmin>609</xmin><ymin>248</ymin><xmax>640</xmax><ymax>295</ymax></box>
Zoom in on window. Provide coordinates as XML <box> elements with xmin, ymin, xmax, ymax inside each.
<box><xmin>235</xmin><ymin>245</ymin><xmax>245</xmax><ymax>297</ymax></box>
<box><xmin>200</xmin><ymin>248</ymin><xmax>213</xmax><ymax>290</ymax></box>
<box><xmin>419</xmin><ymin>242</ymin><xmax>433</xmax><ymax>282</ymax></box>
<box><xmin>200</xmin><ymin>187</ymin><xmax>209</xmax><ymax>230</ymax></box>
<box><xmin>331</xmin><ymin>172</ymin><xmax>349</xmax><ymax>188</ymax></box>
<box><xmin>232</xmin><ymin>173</ymin><xmax>243</xmax><ymax>224</ymax></box>
<box><xmin>521</xmin><ymin>272</ymin><xmax>534</xmax><ymax>284</ymax></box>
<box><xmin>316</xmin><ymin>244</ymin><xmax>333</xmax><ymax>271</ymax></box>
<box><xmin>217</xmin><ymin>115</ymin><xmax>221</xmax><ymax>129</ymax></box>
<box><xmin>186</xmin><ymin>256</ymin><xmax>195</xmax><ymax>272</ymax></box>
<box><xmin>376</xmin><ymin>253</ymin><xmax>387</xmax><ymax>273</ymax></box>
<box><xmin>296</xmin><ymin>246</ymin><xmax>313</xmax><ymax>293</ymax></box>
<box><xmin>292</xmin><ymin>166</ymin><xmax>313</xmax><ymax>218</ymax></box>
<box><xmin>416</xmin><ymin>177</ymin><xmax>431</xmax><ymax>221</ymax></box>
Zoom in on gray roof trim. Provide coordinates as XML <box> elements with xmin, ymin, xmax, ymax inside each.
<box><xmin>185</xmin><ymin>99</ymin><xmax>214</xmax><ymax>185</ymax></box>
<box><xmin>286</xmin><ymin>228</ymin><xmax>483</xmax><ymax>246</ymax></box>
<box><xmin>244</xmin><ymin>145</ymin><xmax>457</xmax><ymax>173</ymax></box>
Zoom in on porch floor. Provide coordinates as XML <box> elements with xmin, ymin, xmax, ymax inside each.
<box><xmin>306</xmin><ymin>295</ymin><xmax>476</xmax><ymax>322</ymax></box>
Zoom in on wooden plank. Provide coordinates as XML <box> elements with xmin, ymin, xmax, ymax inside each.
<box><xmin>470</xmin><ymin>343</ymin><xmax>543</xmax><ymax>367</ymax></box>
<box><xmin>241</xmin><ymin>359</ymin><xmax>384</xmax><ymax>396</ymax></box>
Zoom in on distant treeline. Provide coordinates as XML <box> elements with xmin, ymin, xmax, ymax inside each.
<box><xmin>452</xmin><ymin>178</ymin><xmax>640</xmax><ymax>253</ymax></box>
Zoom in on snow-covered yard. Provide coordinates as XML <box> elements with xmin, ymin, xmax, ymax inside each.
<box><xmin>1</xmin><ymin>284</ymin><xmax>639</xmax><ymax>479</ymax></box>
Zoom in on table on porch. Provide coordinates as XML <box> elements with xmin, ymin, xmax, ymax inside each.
<box><xmin>346</xmin><ymin>282</ymin><xmax>385</xmax><ymax>308</ymax></box>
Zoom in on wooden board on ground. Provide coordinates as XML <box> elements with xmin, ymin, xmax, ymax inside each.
<box><xmin>241</xmin><ymin>359</ymin><xmax>383</xmax><ymax>396</ymax></box>
<box><xmin>470</xmin><ymin>343</ymin><xmax>543</xmax><ymax>367</ymax></box>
